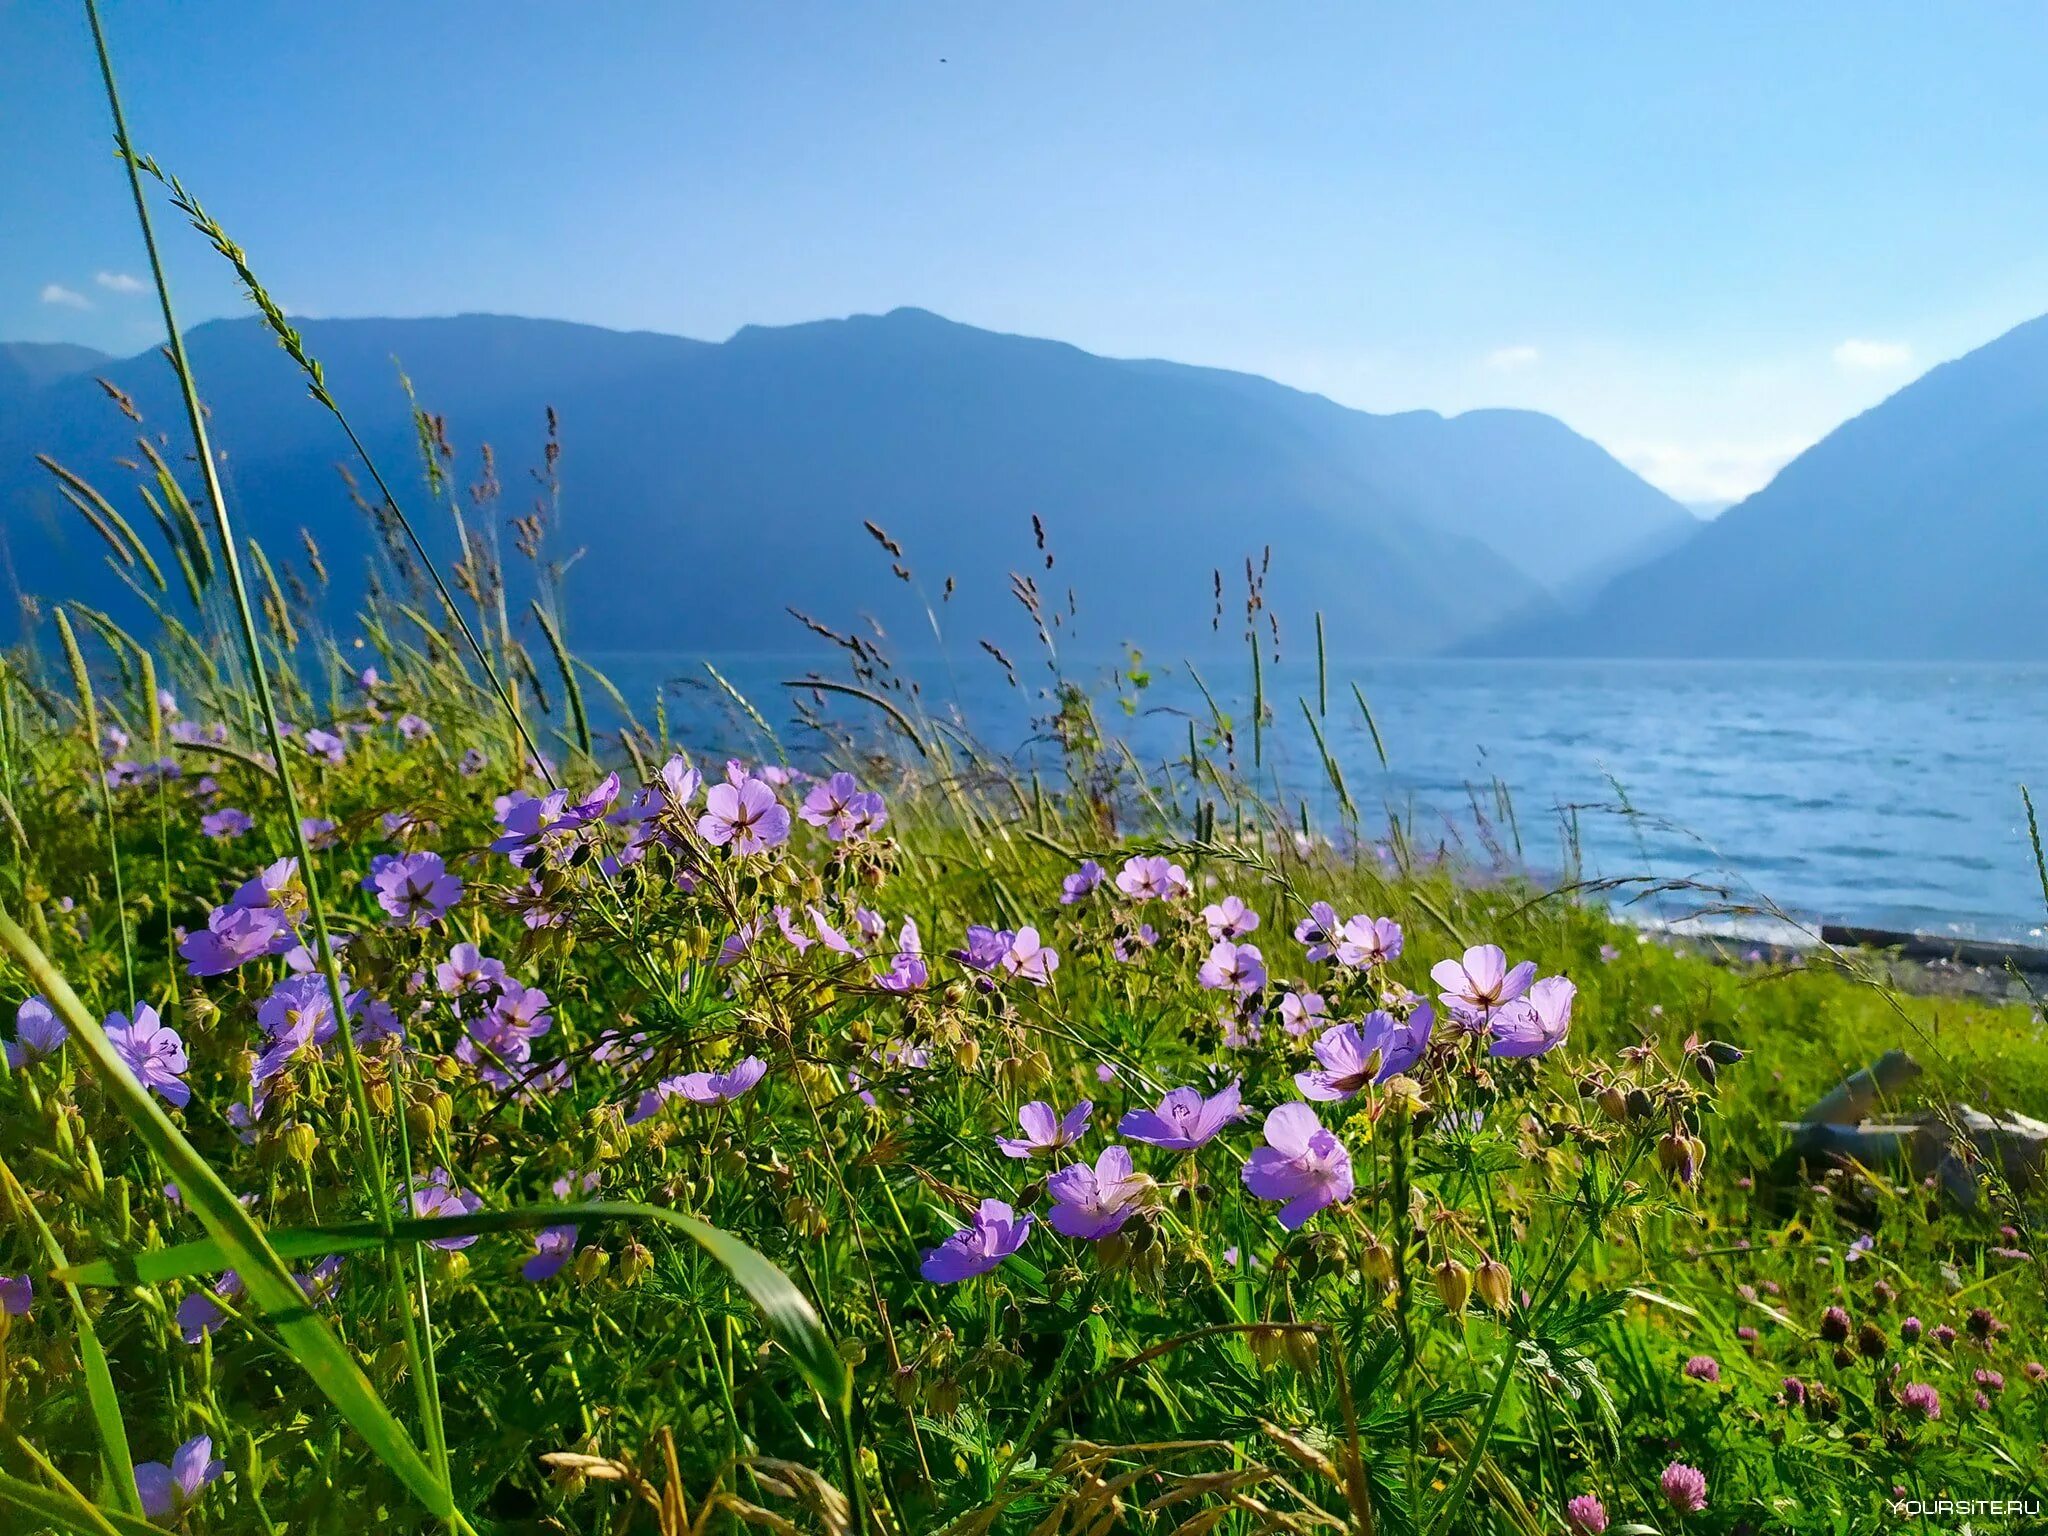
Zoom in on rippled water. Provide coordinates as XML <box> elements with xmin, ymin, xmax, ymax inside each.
<box><xmin>589</xmin><ymin>653</ymin><xmax>2048</xmax><ymax>943</ymax></box>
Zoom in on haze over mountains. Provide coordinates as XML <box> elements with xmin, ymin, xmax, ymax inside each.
<box><xmin>1474</xmin><ymin>313</ymin><xmax>2048</xmax><ymax>659</ymax></box>
<box><xmin>0</xmin><ymin>309</ymin><xmax>1691</xmax><ymax>660</ymax></box>
<box><xmin>4</xmin><ymin>306</ymin><xmax>2045</xmax><ymax>660</ymax></box>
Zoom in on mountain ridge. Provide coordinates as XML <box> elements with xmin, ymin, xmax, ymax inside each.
<box><xmin>1467</xmin><ymin>311</ymin><xmax>2048</xmax><ymax>659</ymax></box>
<box><xmin>1</xmin><ymin>307</ymin><xmax>1692</xmax><ymax>658</ymax></box>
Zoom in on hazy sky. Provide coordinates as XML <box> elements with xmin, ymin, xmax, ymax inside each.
<box><xmin>10</xmin><ymin>2</ymin><xmax>2048</xmax><ymax>505</ymax></box>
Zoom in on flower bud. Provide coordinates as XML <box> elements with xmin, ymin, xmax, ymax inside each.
<box><xmin>282</xmin><ymin>1121</ymin><xmax>318</xmax><ymax>1169</ymax></box>
<box><xmin>1433</xmin><ymin>1258</ymin><xmax>1472</xmax><ymax>1316</ymax></box>
<box><xmin>618</xmin><ymin>1241</ymin><xmax>653</xmax><ymax>1287</ymax></box>
<box><xmin>1248</xmin><ymin>1326</ymin><xmax>1285</xmax><ymax>1369</ymax></box>
<box><xmin>573</xmin><ymin>1245</ymin><xmax>610</xmax><ymax>1286</ymax></box>
<box><xmin>1360</xmin><ymin>1236</ymin><xmax>1396</xmax><ymax>1286</ymax></box>
<box><xmin>953</xmin><ymin>1038</ymin><xmax>980</xmax><ymax>1073</ymax></box>
<box><xmin>1474</xmin><ymin>1258</ymin><xmax>1513</xmax><ymax>1315</ymax></box>
<box><xmin>1597</xmin><ymin>1086</ymin><xmax>1629</xmax><ymax>1122</ymax></box>
<box><xmin>1282</xmin><ymin>1329</ymin><xmax>1320</xmax><ymax>1373</ymax></box>
<box><xmin>1703</xmin><ymin>1040</ymin><xmax>1745</xmax><ymax>1065</ymax></box>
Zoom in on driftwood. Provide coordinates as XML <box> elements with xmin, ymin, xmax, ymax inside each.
<box><xmin>1779</xmin><ymin>1051</ymin><xmax>2048</xmax><ymax>1208</ymax></box>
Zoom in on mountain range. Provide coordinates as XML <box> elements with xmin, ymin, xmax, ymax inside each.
<box><xmin>0</xmin><ymin>310</ymin><xmax>1688</xmax><ymax>660</ymax></box>
<box><xmin>5</xmin><ymin>307</ymin><xmax>2047</xmax><ymax>660</ymax></box>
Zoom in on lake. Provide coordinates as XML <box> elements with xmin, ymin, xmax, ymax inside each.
<box><xmin>587</xmin><ymin>652</ymin><xmax>2048</xmax><ymax>944</ymax></box>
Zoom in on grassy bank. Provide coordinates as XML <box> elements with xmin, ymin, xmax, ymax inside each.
<box><xmin>2</xmin><ymin>23</ymin><xmax>2046</xmax><ymax>1531</ymax></box>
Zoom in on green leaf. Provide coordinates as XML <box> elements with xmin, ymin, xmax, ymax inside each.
<box><xmin>0</xmin><ymin>910</ymin><xmax>455</xmax><ymax>1524</ymax></box>
<box><xmin>0</xmin><ymin>1467</ymin><xmax>166</xmax><ymax>1536</ymax></box>
<box><xmin>60</xmin><ymin>1200</ymin><xmax>850</xmax><ymax>1417</ymax></box>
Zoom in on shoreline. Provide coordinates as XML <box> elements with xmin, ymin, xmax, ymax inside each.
<box><xmin>1649</xmin><ymin>917</ymin><xmax>2046</xmax><ymax>1005</ymax></box>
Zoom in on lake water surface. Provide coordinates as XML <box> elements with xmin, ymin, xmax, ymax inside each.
<box><xmin>589</xmin><ymin>653</ymin><xmax>2048</xmax><ymax>944</ymax></box>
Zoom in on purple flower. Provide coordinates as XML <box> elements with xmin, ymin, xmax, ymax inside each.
<box><xmin>1114</xmin><ymin>854</ymin><xmax>1190</xmax><ymax>902</ymax></box>
<box><xmin>411</xmin><ymin>1170</ymin><xmax>483</xmax><ymax>1249</ymax></box>
<box><xmin>876</xmin><ymin>920</ymin><xmax>929</xmax><ymax>993</ymax></box>
<box><xmin>134</xmin><ymin>1435</ymin><xmax>224</xmax><ymax>1519</ymax></box>
<box><xmin>1565</xmin><ymin>1494</ymin><xmax>1608</xmax><ymax>1535</ymax></box>
<box><xmin>1119</xmin><ymin>1081</ymin><xmax>1242</xmax><ymax>1150</ymax></box>
<box><xmin>1277</xmin><ymin>990</ymin><xmax>1327</xmax><ymax>1037</ymax></box>
<box><xmin>1112</xmin><ymin>923</ymin><xmax>1160</xmax><ymax>962</ymax></box>
<box><xmin>1047</xmin><ymin>1146</ymin><xmax>1148</xmax><ymax>1239</ymax></box>
<box><xmin>716</xmin><ymin>917</ymin><xmax>765</xmax><ymax>968</ymax></box>
<box><xmin>397</xmin><ymin>713</ymin><xmax>432</xmax><ymax>741</ymax></box>
<box><xmin>301</xmin><ymin>728</ymin><xmax>346</xmax><ymax>765</ymax></box>
<box><xmin>299</xmin><ymin>816</ymin><xmax>340</xmax><ymax>850</ymax></box>
<box><xmin>810</xmin><ymin>906</ymin><xmax>864</xmax><ymax>957</ymax></box>
<box><xmin>1683</xmin><ymin>1355</ymin><xmax>1721</xmax><ymax>1382</ymax></box>
<box><xmin>798</xmin><ymin>771</ymin><xmax>887</xmax><ymax>840</ymax></box>
<box><xmin>1241</xmin><ymin>1103</ymin><xmax>1353</xmax><ymax>1229</ymax></box>
<box><xmin>1431</xmin><ymin>944</ymin><xmax>1536</xmax><ymax>1028</ymax></box>
<box><xmin>297</xmin><ymin>1255</ymin><xmax>345</xmax><ymax>1304</ymax></box>
<box><xmin>8</xmin><ymin>996</ymin><xmax>66</xmax><ymax>1067</ymax></box>
<box><xmin>364</xmin><ymin>851</ymin><xmax>463</xmax><ymax>926</ymax></box>
<box><xmin>258</xmin><ymin>975</ymin><xmax>341</xmax><ymax>1048</ymax></box>
<box><xmin>459</xmin><ymin>747</ymin><xmax>487</xmax><ymax>777</ymax></box>
<box><xmin>1658</xmin><ymin>1462</ymin><xmax>1707</xmax><ymax>1513</ymax></box>
<box><xmin>1846</xmin><ymin>1232</ymin><xmax>1874</xmax><ymax>1262</ymax></box>
<box><xmin>776</xmin><ymin>905</ymin><xmax>816</xmax><ymax>955</ymax></box>
<box><xmin>522</xmin><ymin>1225</ymin><xmax>579</xmax><ymax>1282</ymax></box>
<box><xmin>1295</xmin><ymin>901</ymin><xmax>1343</xmax><ymax>961</ymax></box>
<box><xmin>1361</xmin><ymin>1005</ymin><xmax>1434</xmax><ymax>1081</ymax></box>
<box><xmin>1060</xmin><ymin>860</ymin><xmax>1104</xmax><ymax>904</ymax></box>
<box><xmin>919</xmin><ymin>1199</ymin><xmax>1033</xmax><ymax>1284</ymax></box>
<box><xmin>1899</xmin><ymin>1381</ymin><xmax>1941</xmax><ymax>1419</ymax></box>
<box><xmin>1487</xmin><ymin>976</ymin><xmax>1575</xmax><ymax>1058</ymax></box>
<box><xmin>1198</xmin><ymin>941</ymin><xmax>1265</xmax><ymax>995</ymax></box>
<box><xmin>0</xmin><ymin>1274</ymin><xmax>32</xmax><ymax>1317</ymax></box>
<box><xmin>1335</xmin><ymin>914</ymin><xmax>1403</xmax><ymax>968</ymax></box>
<box><xmin>201</xmin><ymin>806</ymin><xmax>253</xmax><ymax>840</ymax></box>
<box><xmin>1201</xmin><ymin>895</ymin><xmax>1260</xmax><ymax>939</ymax></box>
<box><xmin>956</xmin><ymin>924</ymin><xmax>1012</xmax><ymax>974</ymax></box>
<box><xmin>1295</xmin><ymin>1022</ymin><xmax>1377</xmax><ymax>1101</ymax></box>
<box><xmin>697</xmin><ymin>777</ymin><xmax>791</xmax><ymax>855</ymax></box>
<box><xmin>996</xmin><ymin>1099</ymin><xmax>1092</xmax><ymax>1159</ymax></box>
<box><xmin>435</xmin><ymin>942</ymin><xmax>507</xmax><ymax>998</ymax></box>
<box><xmin>176</xmin><ymin>1272</ymin><xmax>242</xmax><ymax>1343</ymax></box>
<box><xmin>491</xmin><ymin>779</ymin><xmax>613</xmax><ymax>868</ymax></box>
<box><xmin>179</xmin><ymin>903</ymin><xmax>291</xmax><ymax>976</ymax></box>
<box><xmin>1000</xmin><ymin>927</ymin><xmax>1059</xmax><ymax>986</ymax></box>
<box><xmin>105</xmin><ymin>1005</ymin><xmax>189</xmax><ymax>1107</ymax></box>
<box><xmin>677</xmin><ymin>1056</ymin><xmax>767</xmax><ymax>1105</ymax></box>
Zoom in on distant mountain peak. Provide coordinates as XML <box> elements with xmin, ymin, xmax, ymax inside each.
<box><xmin>1470</xmin><ymin>307</ymin><xmax>2048</xmax><ymax>659</ymax></box>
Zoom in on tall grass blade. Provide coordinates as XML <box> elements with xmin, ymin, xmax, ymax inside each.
<box><xmin>0</xmin><ymin>1461</ymin><xmax>164</xmax><ymax>1536</ymax></box>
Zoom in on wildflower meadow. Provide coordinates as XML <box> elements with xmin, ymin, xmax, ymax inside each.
<box><xmin>3</xmin><ymin>11</ymin><xmax>2047</xmax><ymax>1535</ymax></box>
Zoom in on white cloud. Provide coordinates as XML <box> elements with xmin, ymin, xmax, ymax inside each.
<box><xmin>1483</xmin><ymin>344</ymin><xmax>1540</xmax><ymax>372</ymax></box>
<box><xmin>95</xmin><ymin>270</ymin><xmax>145</xmax><ymax>294</ymax></box>
<box><xmin>1614</xmin><ymin>436</ymin><xmax>1815</xmax><ymax>505</ymax></box>
<box><xmin>1832</xmin><ymin>337</ymin><xmax>1912</xmax><ymax>372</ymax></box>
<box><xmin>39</xmin><ymin>283</ymin><xmax>91</xmax><ymax>310</ymax></box>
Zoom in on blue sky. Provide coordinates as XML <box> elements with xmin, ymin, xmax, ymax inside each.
<box><xmin>9</xmin><ymin>2</ymin><xmax>2048</xmax><ymax>504</ymax></box>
